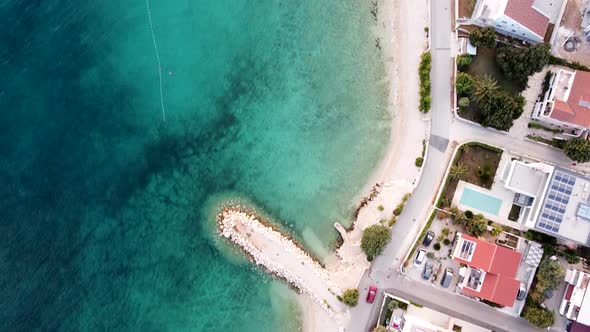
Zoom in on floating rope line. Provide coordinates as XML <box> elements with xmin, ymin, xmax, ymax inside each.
<box><xmin>146</xmin><ymin>0</ymin><xmax>166</xmax><ymax>122</ymax></box>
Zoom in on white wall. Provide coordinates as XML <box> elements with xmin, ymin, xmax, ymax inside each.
<box><xmin>492</xmin><ymin>14</ymin><xmax>543</xmax><ymax>43</ymax></box>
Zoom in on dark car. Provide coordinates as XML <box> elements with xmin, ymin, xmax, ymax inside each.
<box><xmin>367</xmin><ymin>285</ymin><xmax>377</xmax><ymax>303</ymax></box>
<box><xmin>422</xmin><ymin>231</ymin><xmax>435</xmax><ymax>246</ymax></box>
<box><xmin>517</xmin><ymin>283</ymin><xmax>527</xmax><ymax>301</ymax></box>
<box><xmin>441</xmin><ymin>268</ymin><xmax>453</xmax><ymax>288</ymax></box>
<box><xmin>422</xmin><ymin>261</ymin><xmax>434</xmax><ymax>280</ymax></box>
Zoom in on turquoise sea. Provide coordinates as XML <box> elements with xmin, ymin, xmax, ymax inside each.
<box><xmin>0</xmin><ymin>0</ymin><xmax>390</xmax><ymax>331</ymax></box>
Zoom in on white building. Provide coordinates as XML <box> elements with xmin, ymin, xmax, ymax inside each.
<box><xmin>560</xmin><ymin>269</ymin><xmax>590</xmax><ymax>328</ymax></box>
<box><xmin>533</xmin><ymin>69</ymin><xmax>590</xmax><ymax>136</ymax></box>
<box><xmin>471</xmin><ymin>0</ymin><xmax>562</xmax><ymax>43</ymax></box>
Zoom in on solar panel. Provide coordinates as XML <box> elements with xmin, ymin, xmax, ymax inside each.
<box><xmin>537</xmin><ymin>171</ymin><xmax>576</xmax><ymax>233</ymax></box>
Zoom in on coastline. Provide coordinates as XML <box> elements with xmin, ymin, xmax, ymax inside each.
<box><xmin>213</xmin><ymin>0</ymin><xmax>430</xmax><ymax>330</ymax></box>
<box><xmin>305</xmin><ymin>0</ymin><xmax>430</xmax><ymax>330</ymax></box>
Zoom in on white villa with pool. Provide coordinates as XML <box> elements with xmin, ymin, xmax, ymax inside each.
<box><xmin>452</xmin><ymin>152</ymin><xmax>590</xmax><ymax>247</ymax></box>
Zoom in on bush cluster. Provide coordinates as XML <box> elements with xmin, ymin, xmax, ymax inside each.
<box><xmin>496</xmin><ymin>43</ymin><xmax>551</xmax><ymax>85</ymax></box>
<box><xmin>469</xmin><ymin>27</ymin><xmax>497</xmax><ymax>48</ymax></box>
<box><xmin>564</xmin><ymin>138</ymin><xmax>590</xmax><ymax>162</ymax></box>
<box><xmin>419</xmin><ymin>52</ymin><xmax>432</xmax><ymax>112</ymax></box>
<box><xmin>341</xmin><ymin>288</ymin><xmax>359</xmax><ymax>307</ymax></box>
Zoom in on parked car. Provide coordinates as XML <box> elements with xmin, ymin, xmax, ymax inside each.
<box><xmin>414</xmin><ymin>249</ymin><xmax>426</xmax><ymax>266</ymax></box>
<box><xmin>517</xmin><ymin>283</ymin><xmax>527</xmax><ymax>301</ymax></box>
<box><xmin>422</xmin><ymin>231</ymin><xmax>435</xmax><ymax>246</ymax></box>
<box><xmin>367</xmin><ymin>285</ymin><xmax>377</xmax><ymax>303</ymax></box>
<box><xmin>441</xmin><ymin>268</ymin><xmax>453</xmax><ymax>288</ymax></box>
<box><xmin>422</xmin><ymin>261</ymin><xmax>433</xmax><ymax>280</ymax></box>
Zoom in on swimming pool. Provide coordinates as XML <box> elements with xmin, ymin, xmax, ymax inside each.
<box><xmin>459</xmin><ymin>187</ymin><xmax>503</xmax><ymax>216</ymax></box>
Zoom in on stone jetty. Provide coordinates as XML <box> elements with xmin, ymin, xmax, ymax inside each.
<box><xmin>217</xmin><ymin>208</ymin><xmax>344</xmax><ymax>317</ymax></box>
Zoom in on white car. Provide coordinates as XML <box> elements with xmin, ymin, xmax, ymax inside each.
<box><xmin>414</xmin><ymin>249</ymin><xmax>426</xmax><ymax>266</ymax></box>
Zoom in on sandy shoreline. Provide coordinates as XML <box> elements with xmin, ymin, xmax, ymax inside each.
<box><xmin>306</xmin><ymin>0</ymin><xmax>430</xmax><ymax>330</ymax></box>
<box><xmin>215</xmin><ymin>0</ymin><xmax>429</xmax><ymax>330</ymax></box>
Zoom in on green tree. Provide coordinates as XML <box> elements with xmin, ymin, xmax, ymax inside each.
<box><xmin>456</xmin><ymin>72</ymin><xmax>474</xmax><ymax>96</ymax></box>
<box><xmin>496</xmin><ymin>43</ymin><xmax>551</xmax><ymax>85</ymax></box>
<box><xmin>457</xmin><ymin>54</ymin><xmax>473</xmax><ymax>71</ymax></box>
<box><xmin>564</xmin><ymin>138</ymin><xmax>590</xmax><ymax>162</ymax></box>
<box><xmin>471</xmin><ymin>75</ymin><xmax>499</xmax><ymax>104</ymax></box>
<box><xmin>341</xmin><ymin>288</ymin><xmax>359</xmax><ymax>307</ymax></box>
<box><xmin>523</xmin><ymin>306</ymin><xmax>554</xmax><ymax>328</ymax></box>
<box><xmin>466</xmin><ymin>214</ymin><xmax>487</xmax><ymax>237</ymax></box>
<box><xmin>536</xmin><ymin>258</ymin><xmax>564</xmax><ymax>292</ymax></box>
<box><xmin>361</xmin><ymin>225</ymin><xmax>392</xmax><ymax>261</ymax></box>
<box><xmin>478</xmin><ymin>89</ymin><xmax>525</xmax><ymax>131</ymax></box>
<box><xmin>469</xmin><ymin>27</ymin><xmax>497</xmax><ymax>48</ymax></box>
<box><xmin>449</xmin><ymin>162</ymin><xmax>468</xmax><ymax>180</ymax></box>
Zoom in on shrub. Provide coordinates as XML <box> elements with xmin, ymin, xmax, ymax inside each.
<box><xmin>524</xmin><ymin>230</ymin><xmax>534</xmax><ymax>240</ymax></box>
<box><xmin>564</xmin><ymin>138</ymin><xmax>590</xmax><ymax>162</ymax></box>
<box><xmin>437</xmin><ymin>210</ymin><xmax>449</xmax><ymax>220</ymax></box>
<box><xmin>442</xmin><ymin>228</ymin><xmax>450</xmax><ymax>236</ymax></box>
<box><xmin>469</xmin><ymin>27</ymin><xmax>496</xmax><ymax>48</ymax></box>
<box><xmin>450</xmin><ymin>162</ymin><xmax>468</xmax><ymax>180</ymax></box>
<box><xmin>419</xmin><ymin>52</ymin><xmax>432</xmax><ymax>112</ymax></box>
<box><xmin>565</xmin><ymin>249</ymin><xmax>581</xmax><ymax>264</ymax></box>
<box><xmin>475</xmin><ymin>167</ymin><xmax>484</xmax><ymax>177</ymax></box>
<box><xmin>466</xmin><ymin>215</ymin><xmax>487</xmax><ymax>237</ymax></box>
<box><xmin>464</xmin><ymin>210</ymin><xmax>474</xmax><ymax>219</ymax></box>
<box><xmin>388</xmin><ymin>217</ymin><xmax>396</xmax><ymax>227</ymax></box>
<box><xmin>341</xmin><ymin>288</ymin><xmax>359</xmax><ymax>307</ymax></box>
<box><xmin>415</xmin><ymin>157</ymin><xmax>424</xmax><ymax>167</ymax></box>
<box><xmin>377</xmin><ymin>205</ymin><xmax>384</xmax><ymax>211</ymax></box>
<box><xmin>459</xmin><ymin>97</ymin><xmax>470</xmax><ymax>108</ymax></box>
<box><xmin>393</xmin><ymin>207</ymin><xmax>402</xmax><ymax>216</ymax></box>
<box><xmin>433</xmin><ymin>243</ymin><xmax>441</xmax><ymax>251</ymax></box>
<box><xmin>456</xmin><ymin>72</ymin><xmax>474</xmax><ymax>96</ymax></box>
<box><xmin>443</xmin><ymin>239</ymin><xmax>451</xmax><ymax>246</ymax></box>
<box><xmin>457</xmin><ymin>54</ymin><xmax>473</xmax><ymax>71</ymax></box>
<box><xmin>523</xmin><ymin>306</ymin><xmax>554</xmax><ymax>329</ymax></box>
<box><xmin>491</xmin><ymin>224</ymin><xmax>502</xmax><ymax>237</ymax></box>
<box><xmin>361</xmin><ymin>225</ymin><xmax>392</xmax><ymax>261</ymax></box>
<box><xmin>437</xmin><ymin>234</ymin><xmax>444</xmax><ymax>242</ymax></box>
<box><xmin>426</xmin><ymin>252</ymin><xmax>435</xmax><ymax>259</ymax></box>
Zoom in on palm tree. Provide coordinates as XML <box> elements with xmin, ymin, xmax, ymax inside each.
<box><xmin>449</xmin><ymin>162</ymin><xmax>468</xmax><ymax>180</ymax></box>
<box><xmin>472</xmin><ymin>74</ymin><xmax>499</xmax><ymax>104</ymax></box>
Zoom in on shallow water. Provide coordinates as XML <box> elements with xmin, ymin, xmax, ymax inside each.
<box><xmin>0</xmin><ymin>0</ymin><xmax>390</xmax><ymax>330</ymax></box>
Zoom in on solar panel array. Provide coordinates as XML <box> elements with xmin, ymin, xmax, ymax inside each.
<box><xmin>538</xmin><ymin>171</ymin><xmax>575</xmax><ymax>233</ymax></box>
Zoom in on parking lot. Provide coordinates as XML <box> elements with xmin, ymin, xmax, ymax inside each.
<box><xmin>405</xmin><ymin>215</ymin><xmax>462</xmax><ymax>293</ymax></box>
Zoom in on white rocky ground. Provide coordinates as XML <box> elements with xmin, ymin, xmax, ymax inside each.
<box><xmin>217</xmin><ymin>208</ymin><xmax>348</xmax><ymax>329</ymax></box>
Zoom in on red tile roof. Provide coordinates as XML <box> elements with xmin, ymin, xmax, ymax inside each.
<box><xmin>504</xmin><ymin>0</ymin><xmax>550</xmax><ymax>38</ymax></box>
<box><xmin>550</xmin><ymin>71</ymin><xmax>590</xmax><ymax>128</ymax></box>
<box><xmin>463</xmin><ymin>273</ymin><xmax>521</xmax><ymax>307</ymax></box>
<box><xmin>453</xmin><ymin>234</ymin><xmax>523</xmax><ymax>307</ymax></box>
<box><xmin>453</xmin><ymin>234</ymin><xmax>522</xmax><ymax>278</ymax></box>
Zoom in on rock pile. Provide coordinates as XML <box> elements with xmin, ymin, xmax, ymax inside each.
<box><xmin>218</xmin><ymin>208</ymin><xmax>341</xmax><ymax>316</ymax></box>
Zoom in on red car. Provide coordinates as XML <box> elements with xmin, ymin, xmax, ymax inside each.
<box><xmin>366</xmin><ymin>285</ymin><xmax>377</xmax><ymax>303</ymax></box>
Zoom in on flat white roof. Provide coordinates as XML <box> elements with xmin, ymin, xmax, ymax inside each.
<box><xmin>505</xmin><ymin>161</ymin><xmax>552</xmax><ymax>197</ymax></box>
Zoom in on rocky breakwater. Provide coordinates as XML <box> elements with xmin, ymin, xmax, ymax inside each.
<box><xmin>217</xmin><ymin>207</ymin><xmax>343</xmax><ymax>317</ymax></box>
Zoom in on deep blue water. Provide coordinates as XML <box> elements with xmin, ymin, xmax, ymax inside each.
<box><xmin>0</xmin><ymin>0</ymin><xmax>390</xmax><ymax>330</ymax></box>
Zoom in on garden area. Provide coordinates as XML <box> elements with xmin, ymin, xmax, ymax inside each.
<box><xmin>439</xmin><ymin>143</ymin><xmax>503</xmax><ymax>208</ymax></box>
<box><xmin>456</xmin><ymin>27</ymin><xmax>551</xmax><ymax>130</ymax></box>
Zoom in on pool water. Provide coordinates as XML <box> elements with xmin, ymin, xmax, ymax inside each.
<box><xmin>459</xmin><ymin>187</ymin><xmax>503</xmax><ymax>216</ymax></box>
